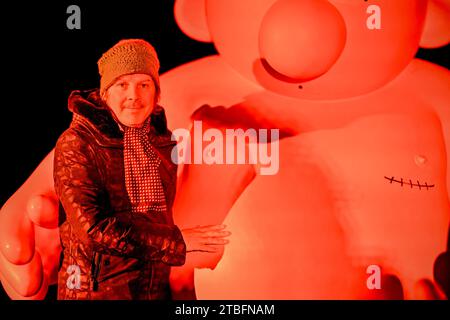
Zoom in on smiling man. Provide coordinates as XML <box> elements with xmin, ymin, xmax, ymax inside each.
<box><xmin>54</xmin><ymin>39</ymin><xmax>230</xmax><ymax>300</ymax></box>
<box><xmin>103</xmin><ymin>73</ymin><xmax>157</xmax><ymax>127</ymax></box>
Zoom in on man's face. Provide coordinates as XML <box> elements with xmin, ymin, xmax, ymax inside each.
<box><xmin>104</xmin><ymin>73</ymin><xmax>157</xmax><ymax>127</ymax></box>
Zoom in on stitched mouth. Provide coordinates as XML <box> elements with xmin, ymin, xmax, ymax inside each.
<box><xmin>384</xmin><ymin>176</ymin><xmax>435</xmax><ymax>190</ymax></box>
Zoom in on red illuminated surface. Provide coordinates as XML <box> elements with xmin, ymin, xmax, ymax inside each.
<box><xmin>0</xmin><ymin>0</ymin><xmax>449</xmax><ymax>299</ymax></box>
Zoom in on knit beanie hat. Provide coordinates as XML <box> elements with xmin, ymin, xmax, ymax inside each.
<box><xmin>97</xmin><ymin>39</ymin><xmax>160</xmax><ymax>96</ymax></box>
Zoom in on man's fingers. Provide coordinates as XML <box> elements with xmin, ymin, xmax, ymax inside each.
<box><xmin>183</xmin><ymin>225</ymin><xmax>231</xmax><ymax>253</ymax></box>
<box><xmin>201</xmin><ymin>238</ymin><xmax>230</xmax><ymax>245</ymax></box>
<box><xmin>182</xmin><ymin>225</ymin><xmax>230</xmax><ymax>237</ymax></box>
<box><xmin>188</xmin><ymin>248</ymin><xmax>218</xmax><ymax>253</ymax></box>
<box><xmin>194</xmin><ymin>224</ymin><xmax>227</xmax><ymax>232</ymax></box>
<box><xmin>202</xmin><ymin>230</ymin><xmax>231</xmax><ymax>238</ymax></box>
<box><xmin>189</xmin><ymin>243</ymin><xmax>227</xmax><ymax>253</ymax></box>
<box><xmin>218</xmin><ymin>231</ymin><xmax>232</xmax><ymax>237</ymax></box>
<box><xmin>197</xmin><ymin>245</ymin><xmax>220</xmax><ymax>253</ymax></box>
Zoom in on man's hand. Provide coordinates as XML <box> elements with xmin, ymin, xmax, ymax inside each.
<box><xmin>170</xmin><ymin>224</ymin><xmax>231</xmax><ymax>299</ymax></box>
<box><xmin>181</xmin><ymin>224</ymin><xmax>231</xmax><ymax>253</ymax></box>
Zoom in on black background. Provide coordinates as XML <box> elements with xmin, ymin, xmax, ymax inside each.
<box><xmin>2</xmin><ymin>0</ymin><xmax>218</xmax><ymax>206</ymax></box>
<box><xmin>1</xmin><ymin>0</ymin><xmax>448</xmax><ymax>300</ymax></box>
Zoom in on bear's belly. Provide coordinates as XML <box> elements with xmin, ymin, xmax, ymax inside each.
<box><xmin>195</xmin><ymin>113</ymin><xmax>449</xmax><ymax>299</ymax></box>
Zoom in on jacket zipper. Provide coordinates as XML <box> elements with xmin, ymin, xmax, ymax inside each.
<box><xmin>90</xmin><ymin>251</ymin><xmax>103</xmax><ymax>292</ymax></box>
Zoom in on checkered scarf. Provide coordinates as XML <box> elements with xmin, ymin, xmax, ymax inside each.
<box><xmin>123</xmin><ymin>118</ymin><xmax>167</xmax><ymax>214</ymax></box>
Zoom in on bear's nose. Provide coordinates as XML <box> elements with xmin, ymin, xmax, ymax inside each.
<box><xmin>259</xmin><ymin>0</ymin><xmax>346</xmax><ymax>82</ymax></box>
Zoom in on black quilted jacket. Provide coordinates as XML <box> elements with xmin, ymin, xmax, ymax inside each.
<box><xmin>54</xmin><ymin>89</ymin><xmax>186</xmax><ymax>300</ymax></box>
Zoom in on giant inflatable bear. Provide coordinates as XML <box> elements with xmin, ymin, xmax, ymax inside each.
<box><xmin>1</xmin><ymin>0</ymin><xmax>449</xmax><ymax>299</ymax></box>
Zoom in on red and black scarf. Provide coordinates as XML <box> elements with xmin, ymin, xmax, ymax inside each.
<box><xmin>123</xmin><ymin>117</ymin><xmax>167</xmax><ymax>214</ymax></box>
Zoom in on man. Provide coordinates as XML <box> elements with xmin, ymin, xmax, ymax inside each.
<box><xmin>54</xmin><ymin>39</ymin><xmax>230</xmax><ymax>300</ymax></box>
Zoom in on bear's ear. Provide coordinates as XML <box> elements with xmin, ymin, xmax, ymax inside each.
<box><xmin>420</xmin><ymin>0</ymin><xmax>450</xmax><ymax>48</ymax></box>
<box><xmin>174</xmin><ymin>0</ymin><xmax>212</xmax><ymax>42</ymax></box>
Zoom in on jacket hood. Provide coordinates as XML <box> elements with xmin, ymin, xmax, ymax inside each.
<box><xmin>67</xmin><ymin>89</ymin><xmax>170</xmax><ymax>145</ymax></box>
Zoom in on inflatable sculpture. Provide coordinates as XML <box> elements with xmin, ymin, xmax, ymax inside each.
<box><xmin>1</xmin><ymin>0</ymin><xmax>449</xmax><ymax>299</ymax></box>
